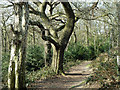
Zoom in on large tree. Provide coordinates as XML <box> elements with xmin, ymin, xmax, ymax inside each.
<box><xmin>8</xmin><ymin>1</ymin><xmax>29</xmax><ymax>89</ymax></box>
<box><xmin>29</xmin><ymin>0</ymin><xmax>75</xmax><ymax>74</ymax></box>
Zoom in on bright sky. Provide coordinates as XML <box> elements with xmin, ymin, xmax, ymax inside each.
<box><xmin>0</xmin><ymin>0</ymin><xmax>120</xmax><ymax>3</ymax></box>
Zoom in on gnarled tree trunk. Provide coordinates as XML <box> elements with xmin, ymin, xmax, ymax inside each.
<box><xmin>29</xmin><ymin>1</ymin><xmax>75</xmax><ymax>74</ymax></box>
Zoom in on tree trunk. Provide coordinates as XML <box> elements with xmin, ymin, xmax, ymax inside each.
<box><xmin>8</xmin><ymin>2</ymin><xmax>29</xmax><ymax>90</ymax></box>
<box><xmin>111</xmin><ymin>28</ymin><xmax>115</xmax><ymax>48</ymax></box>
<box><xmin>73</xmin><ymin>31</ymin><xmax>77</xmax><ymax>43</ymax></box>
<box><xmin>44</xmin><ymin>41</ymin><xmax>51</xmax><ymax>66</ymax></box>
<box><xmin>86</xmin><ymin>23</ymin><xmax>89</xmax><ymax>46</ymax></box>
<box><xmin>33</xmin><ymin>29</ymin><xmax>36</xmax><ymax>45</ymax></box>
<box><xmin>44</xmin><ymin>30</ymin><xmax>52</xmax><ymax>66</ymax></box>
<box><xmin>117</xmin><ymin>1</ymin><xmax>120</xmax><ymax>81</ymax></box>
<box><xmin>1</xmin><ymin>29</ymin><xmax>4</xmax><ymax>49</ymax></box>
<box><xmin>8</xmin><ymin>39</ymin><xmax>19</xmax><ymax>90</ymax></box>
<box><xmin>51</xmin><ymin>45</ymin><xmax>64</xmax><ymax>74</ymax></box>
<box><xmin>0</xmin><ymin>28</ymin><xmax>2</xmax><ymax>88</ymax></box>
<box><xmin>29</xmin><ymin>1</ymin><xmax>75</xmax><ymax>75</ymax></box>
<box><xmin>4</xmin><ymin>31</ymin><xmax>7</xmax><ymax>52</ymax></box>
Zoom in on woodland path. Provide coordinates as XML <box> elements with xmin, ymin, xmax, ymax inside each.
<box><xmin>28</xmin><ymin>61</ymin><xmax>93</xmax><ymax>89</ymax></box>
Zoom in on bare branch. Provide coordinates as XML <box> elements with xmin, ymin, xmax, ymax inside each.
<box><xmin>56</xmin><ymin>25</ymin><xmax>65</xmax><ymax>32</ymax></box>
<box><xmin>54</xmin><ymin>19</ymin><xmax>65</xmax><ymax>24</ymax></box>
<box><xmin>33</xmin><ymin>2</ymin><xmax>42</xmax><ymax>6</ymax></box>
<box><xmin>10</xmin><ymin>24</ymin><xmax>14</xmax><ymax>33</ymax></box>
<box><xmin>29</xmin><ymin>4</ymin><xmax>41</xmax><ymax>15</ymax></box>
<box><xmin>6</xmin><ymin>13</ymin><xmax>14</xmax><ymax>22</ymax></box>
<box><xmin>76</xmin><ymin>13</ymin><xmax>112</xmax><ymax>21</ymax></box>
<box><xmin>29</xmin><ymin>20</ymin><xmax>59</xmax><ymax>48</ymax></box>
<box><xmin>1</xmin><ymin>5</ymin><xmax>13</xmax><ymax>8</ymax></box>
<box><xmin>49</xmin><ymin>12</ymin><xmax>65</xmax><ymax>20</ymax></box>
<box><xmin>29</xmin><ymin>20</ymin><xmax>44</xmax><ymax>29</ymax></box>
<box><xmin>71</xmin><ymin>0</ymin><xmax>99</xmax><ymax>15</ymax></box>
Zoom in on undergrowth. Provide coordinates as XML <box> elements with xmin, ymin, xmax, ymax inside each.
<box><xmin>26</xmin><ymin>60</ymin><xmax>82</xmax><ymax>87</ymax></box>
<box><xmin>86</xmin><ymin>52</ymin><xmax>120</xmax><ymax>89</ymax></box>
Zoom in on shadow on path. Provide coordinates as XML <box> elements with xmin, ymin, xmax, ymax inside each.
<box><xmin>65</xmin><ymin>73</ymin><xmax>90</xmax><ymax>76</ymax></box>
<box><xmin>28</xmin><ymin>61</ymin><xmax>93</xmax><ymax>88</ymax></box>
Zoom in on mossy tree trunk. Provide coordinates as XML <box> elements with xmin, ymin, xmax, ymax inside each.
<box><xmin>44</xmin><ymin>30</ymin><xmax>52</xmax><ymax>67</ymax></box>
<box><xmin>8</xmin><ymin>2</ymin><xmax>29</xmax><ymax>90</ymax></box>
<box><xmin>29</xmin><ymin>1</ymin><xmax>75</xmax><ymax>74</ymax></box>
<box><xmin>51</xmin><ymin>45</ymin><xmax>64</xmax><ymax>74</ymax></box>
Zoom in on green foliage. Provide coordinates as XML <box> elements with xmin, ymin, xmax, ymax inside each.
<box><xmin>65</xmin><ymin>43</ymin><xmax>88</xmax><ymax>60</ymax></box>
<box><xmin>1</xmin><ymin>39</ymin><xmax>111</xmax><ymax>87</ymax></box>
<box><xmin>97</xmin><ymin>39</ymin><xmax>110</xmax><ymax>53</ymax></box>
<box><xmin>2</xmin><ymin>45</ymin><xmax>45</xmax><ymax>85</ymax></box>
<box><xmin>2</xmin><ymin>52</ymin><xmax>10</xmax><ymax>85</ymax></box>
<box><xmin>26</xmin><ymin>45</ymin><xmax>44</xmax><ymax>71</ymax></box>
<box><xmin>64</xmin><ymin>38</ymin><xmax>110</xmax><ymax>61</ymax></box>
<box><xmin>87</xmin><ymin>45</ymin><xmax>96</xmax><ymax>60</ymax></box>
<box><xmin>64</xmin><ymin>42</ymin><xmax>96</xmax><ymax>61</ymax></box>
<box><xmin>26</xmin><ymin>66</ymin><xmax>56</xmax><ymax>85</ymax></box>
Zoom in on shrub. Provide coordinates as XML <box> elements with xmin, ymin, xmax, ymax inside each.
<box><xmin>87</xmin><ymin>53</ymin><xmax>118</xmax><ymax>88</ymax></box>
<box><xmin>2</xmin><ymin>52</ymin><xmax>10</xmax><ymax>85</ymax></box>
<box><xmin>64</xmin><ymin>38</ymin><xmax>110</xmax><ymax>62</ymax></box>
<box><xmin>64</xmin><ymin>42</ymin><xmax>96</xmax><ymax>61</ymax></box>
<box><xmin>26</xmin><ymin>45</ymin><xmax>44</xmax><ymax>71</ymax></box>
<box><xmin>26</xmin><ymin>66</ymin><xmax>56</xmax><ymax>85</ymax></box>
<box><xmin>87</xmin><ymin>45</ymin><xmax>96</xmax><ymax>60</ymax></box>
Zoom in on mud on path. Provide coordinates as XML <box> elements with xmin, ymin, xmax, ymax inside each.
<box><xmin>28</xmin><ymin>61</ymin><xmax>93</xmax><ymax>89</ymax></box>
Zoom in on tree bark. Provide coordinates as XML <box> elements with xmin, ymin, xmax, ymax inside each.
<box><xmin>111</xmin><ymin>28</ymin><xmax>115</xmax><ymax>48</ymax></box>
<box><xmin>44</xmin><ymin>30</ymin><xmax>52</xmax><ymax>67</ymax></box>
<box><xmin>51</xmin><ymin>2</ymin><xmax>75</xmax><ymax>74</ymax></box>
<box><xmin>8</xmin><ymin>2</ymin><xmax>29</xmax><ymax>90</ymax></box>
<box><xmin>33</xmin><ymin>29</ymin><xmax>36</xmax><ymax>45</ymax></box>
<box><xmin>1</xmin><ymin>13</ymin><xmax>7</xmax><ymax>53</ymax></box>
<box><xmin>0</xmin><ymin>25</ymin><xmax>2</xmax><ymax>89</ymax></box>
<box><xmin>51</xmin><ymin>45</ymin><xmax>64</xmax><ymax>74</ymax></box>
<box><xmin>86</xmin><ymin>24</ymin><xmax>89</xmax><ymax>46</ymax></box>
<box><xmin>117</xmin><ymin>1</ymin><xmax>120</xmax><ymax>81</ymax></box>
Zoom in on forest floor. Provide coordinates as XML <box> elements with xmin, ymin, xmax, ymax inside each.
<box><xmin>28</xmin><ymin>60</ymin><xmax>100</xmax><ymax>89</ymax></box>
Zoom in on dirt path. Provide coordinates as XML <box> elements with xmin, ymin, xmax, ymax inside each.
<box><xmin>28</xmin><ymin>61</ymin><xmax>93</xmax><ymax>89</ymax></box>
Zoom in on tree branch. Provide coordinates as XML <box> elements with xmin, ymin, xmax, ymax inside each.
<box><xmin>10</xmin><ymin>24</ymin><xmax>15</xmax><ymax>33</ymax></box>
<box><xmin>29</xmin><ymin>20</ymin><xmax>44</xmax><ymax>29</ymax></box>
<box><xmin>76</xmin><ymin>13</ymin><xmax>111</xmax><ymax>21</ymax></box>
<box><xmin>33</xmin><ymin>2</ymin><xmax>42</xmax><ymax>6</ymax></box>
<box><xmin>29</xmin><ymin>20</ymin><xmax>59</xmax><ymax>48</ymax></box>
<box><xmin>54</xmin><ymin>18</ymin><xmax>65</xmax><ymax>24</ymax></box>
<box><xmin>71</xmin><ymin>0</ymin><xmax>99</xmax><ymax>15</ymax></box>
<box><xmin>29</xmin><ymin>4</ymin><xmax>41</xmax><ymax>15</ymax></box>
<box><xmin>56</xmin><ymin>25</ymin><xmax>65</xmax><ymax>32</ymax></box>
<box><xmin>58</xmin><ymin>1</ymin><xmax>75</xmax><ymax>47</ymax></box>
